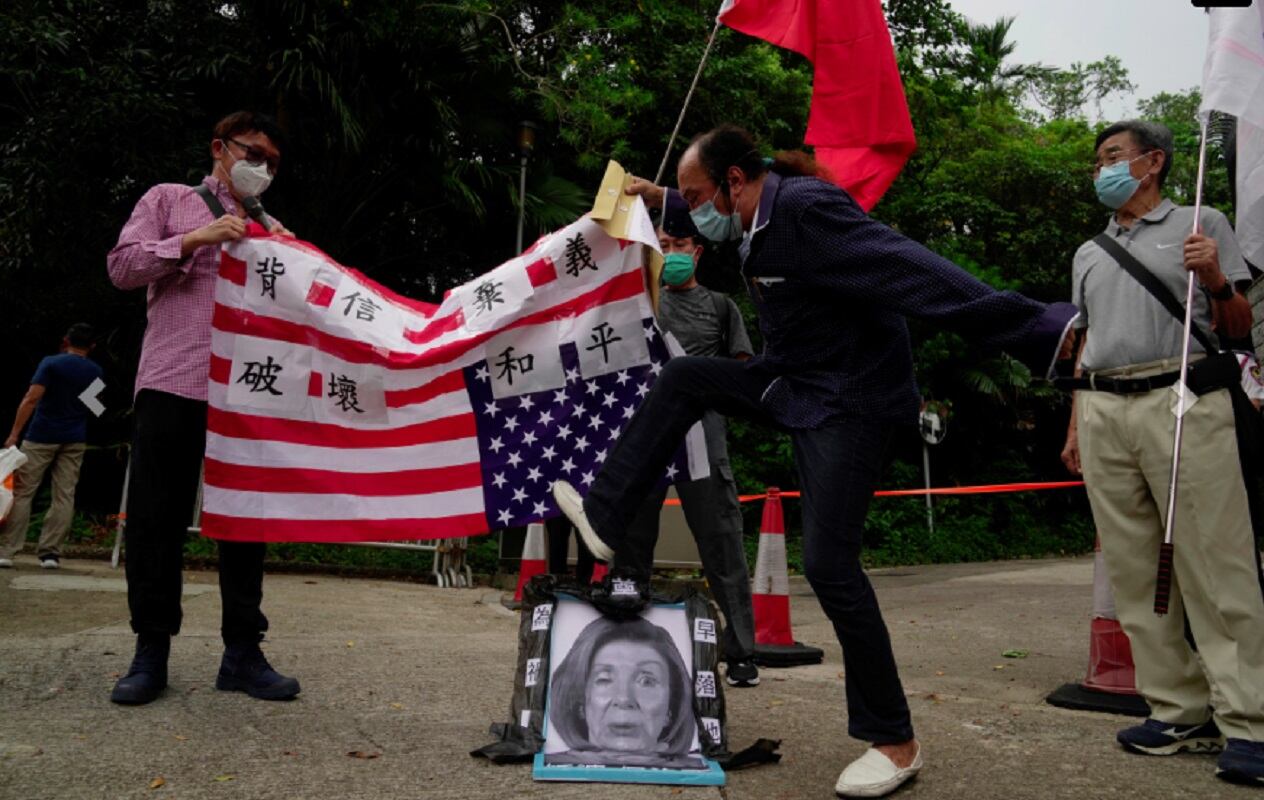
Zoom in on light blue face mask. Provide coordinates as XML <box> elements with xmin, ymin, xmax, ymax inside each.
<box><xmin>689</xmin><ymin>186</ymin><xmax>744</xmax><ymax>242</ymax></box>
<box><xmin>1094</xmin><ymin>155</ymin><xmax>1148</xmax><ymax>210</ymax></box>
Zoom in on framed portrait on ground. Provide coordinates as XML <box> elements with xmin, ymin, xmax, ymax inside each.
<box><xmin>532</xmin><ymin>593</ymin><xmax>726</xmax><ymax>785</ymax></box>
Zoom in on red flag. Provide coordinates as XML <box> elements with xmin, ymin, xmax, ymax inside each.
<box><xmin>719</xmin><ymin>0</ymin><xmax>916</xmax><ymax>210</ymax></box>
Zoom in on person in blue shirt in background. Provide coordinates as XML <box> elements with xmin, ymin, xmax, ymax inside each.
<box><xmin>1</xmin><ymin>323</ymin><xmax>104</xmax><ymax>569</ymax></box>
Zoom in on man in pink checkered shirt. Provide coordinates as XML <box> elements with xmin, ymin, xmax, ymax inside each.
<box><xmin>106</xmin><ymin>111</ymin><xmax>300</xmax><ymax>706</ymax></box>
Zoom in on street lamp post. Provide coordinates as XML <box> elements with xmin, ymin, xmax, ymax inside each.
<box><xmin>515</xmin><ymin>121</ymin><xmax>538</xmax><ymax>254</ymax></box>
<box><xmin>918</xmin><ymin>401</ymin><xmax>948</xmax><ymax>536</ymax></box>
<box><xmin>498</xmin><ymin>121</ymin><xmax>539</xmax><ymax>564</ymax></box>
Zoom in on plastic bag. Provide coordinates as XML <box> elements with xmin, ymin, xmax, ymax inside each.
<box><xmin>0</xmin><ymin>446</ymin><xmax>29</xmax><ymax>523</ymax></box>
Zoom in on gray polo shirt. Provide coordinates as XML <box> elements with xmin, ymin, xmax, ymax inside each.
<box><xmin>1071</xmin><ymin>199</ymin><xmax>1249</xmax><ymax>371</ymax></box>
<box><xmin>657</xmin><ymin>285</ymin><xmax>754</xmax><ymax>467</ymax></box>
<box><xmin>657</xmin><ymin>286</ymin><xmax>754</xmax><ymax>359</ymax></box>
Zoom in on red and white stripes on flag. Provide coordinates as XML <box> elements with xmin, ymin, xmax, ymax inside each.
<box><xmin>1201</xmin><ymin>5</ymin><xmax>1264</xmax><ymax>266</ymax></box>
<box><xmin>203</xmin><ymin>200</ymin><xmax>702</xmax><ymax>543</ymax></box>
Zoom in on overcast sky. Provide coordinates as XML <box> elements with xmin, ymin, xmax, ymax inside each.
<box><xmin>946</xmin><ymin>0</ymin><xmax>1209</xmax><ymax>121</ymax></box>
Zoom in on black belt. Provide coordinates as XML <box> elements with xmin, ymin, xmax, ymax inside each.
<box><xmin>1055</xmin><ymin>370</ymin><xmax>1182</xmax><ymax>394</ymax></box>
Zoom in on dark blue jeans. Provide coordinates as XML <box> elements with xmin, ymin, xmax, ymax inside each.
<box><xmin>621</xmin><ymin>411</ymin><xmax>756</xmax><ymax>664</ymax></box>
<box><xmin>584</xmin><ymin>357</ymin><xmax>913</xmax><ymax>743</ymax></box>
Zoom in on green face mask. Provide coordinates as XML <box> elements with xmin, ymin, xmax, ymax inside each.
<box><xmin>661</xmin><ymin>252</ymin><xmax>696</xmax><ymax>286</ymax></box>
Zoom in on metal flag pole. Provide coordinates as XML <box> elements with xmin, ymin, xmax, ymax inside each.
<box><xmin>653</xmin><ymin>12</ymin><xmax>725</xmax><ymax>185</ymax></box>
<box><xmin>514</xmin><ymin>121</ymin><xmax>538</xmax><ymax>254</ymax></box>
<box><xmin>1154</xmin><ymin>115</ymin><xmax>1210</xmax><ymax>616</ymax></box>
<box><xmin>111</xmin><ymin>447</ymin><xmax>131</xmax><ymax>569</ymax></box>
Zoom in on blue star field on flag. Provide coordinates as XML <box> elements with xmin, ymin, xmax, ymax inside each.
<box><xmin>465</xmin><ymin>317</ymin><xmax>689</xmax><ymax>528</ymax></box>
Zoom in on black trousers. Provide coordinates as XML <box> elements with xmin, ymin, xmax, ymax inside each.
<box><xmin>125</xmin><ymin>389</ymin><xmax>268</xmax><ymax>644</ymax></box>
<box><xmin>545</xmin><ymin>516</ymin><xmax>595</xmax><ymax>584</ymax></box>
<box><xmin>622</xmin><ymin>411</ymin><xmax>756</xmax><ymax>663</ymax></box>
<box><xmin>585</xmin><ymin>357</ymin><xmax>913</xmax><ymax>743</ymax></box>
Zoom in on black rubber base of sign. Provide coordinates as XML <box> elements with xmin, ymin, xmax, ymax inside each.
<box><xmin>1045</xmin><ymin>683</ymin><xmax>1150</xmax><ymax>717</ymax></box>
<box><xmin>753</xmin><ymin>642</ymin><xmax>825</xmax><ymax>667</ymax></box>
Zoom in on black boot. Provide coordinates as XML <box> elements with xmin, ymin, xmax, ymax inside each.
<box><xmin>110</xmin><ymin>634</ymin><xmax>170</xmax><ymax>705</ymax></box>
<box><xmin>216</xmin><ymin>642</ymin><xmax>300</xmax><ymax>700</ymax></box>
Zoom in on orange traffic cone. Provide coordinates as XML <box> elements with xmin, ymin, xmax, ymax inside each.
<box><xmin>512</xmin><ymin>521</ymin><xmax>549</xmax><ymax>604</ymax></box>
<box><xmin>751</xmin><ymin>488</ymin><xmax>823</xmax><ymax>667</ymax></box>
<box><xmin>0</xmin><ymin>446</ymin><xmax>28</xmax><ymax>524</ymax></box>
<box><xmin>1046</xmin><ymin>535</ymin><xmax>1149</xmax><ymax>715</ymax></box>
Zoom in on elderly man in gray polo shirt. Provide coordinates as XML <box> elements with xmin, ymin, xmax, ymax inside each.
<box><xmin>1062</xmin><ymin>119</ymin><xmax>1264</xmax><ymax>785</ymax></box>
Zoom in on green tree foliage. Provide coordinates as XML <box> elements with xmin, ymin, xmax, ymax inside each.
<box><xmin>0</xmin><ymin>0</ymin><xmax>811</xmax><ymax>408</ymax></box>
<box><xmin>1027</xmin><ymin>57</ymin><xmax>1136</xmax><ymax>122</ymax></box>
<box><xmin>954</xmin><ymin>16</ymin><xmax>1055</xmax><ymax>101</ymax></box>
<box><xmin>1138</xmin><ymin>89</ymin><xmax>1232</xmax><ymax>214</ymax></box>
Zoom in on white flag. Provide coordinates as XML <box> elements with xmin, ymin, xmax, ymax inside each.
<box><xmin>1200</xmin><ymin>6</ymin><xmax>1264</xmax><ymax>266</ymax></box>
<box><xmin>1200</xmin><ymin>7</ymin><xmax>1264</xmax><ymax>127</ymax></box>
<box><xmin>1238</xmin><ymin>119</ymin><xmax>1264</xmax><ymax>268</ymax></box>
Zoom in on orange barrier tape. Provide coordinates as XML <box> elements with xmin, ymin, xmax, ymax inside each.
<box><xmin>663</xmin><ymin>480</ymin><xmax>1085</xmax><ymax>506</ymax></box>
<box><xmin>873</xmin><ymin>480</ymin><xmax>1086</xmax><ymax>498</ymax></box>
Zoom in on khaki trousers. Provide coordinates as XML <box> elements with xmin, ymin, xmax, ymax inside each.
<box><xmin>1078</xmin><ymin>357</ymin><xmax>1264</xmax><ymax>741</ymax></box>
<box><xmin>0</xmin><ymin>441</ymin><xmax>86</xmax><ymax>560</ymax></box>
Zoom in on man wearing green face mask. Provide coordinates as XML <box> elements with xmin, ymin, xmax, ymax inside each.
<box><xmin>1064</xmin><ymin>119</ymin><xmax>1264</xmax><ymax>786</ymax></box>
<box><xmin>617</xmin><ymin>222</ymin><xmax>759</xmax><ymax>687</ymax></box>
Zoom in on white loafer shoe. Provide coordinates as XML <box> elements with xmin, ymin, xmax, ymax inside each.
<box><xmin>550</xmin><ymin>481</ymin><xmax>614</xmax><ymax>562</ymax></box>
<box><xmin>835</xmin><ymin>745</ymin><xmax>923</xmax><ymax>798</ymax></box>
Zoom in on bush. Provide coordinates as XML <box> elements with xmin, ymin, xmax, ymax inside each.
<box><xmin>735</xmin><ymin>457</ymin><xmax>1095</xmax><ymax>574</ymax></box>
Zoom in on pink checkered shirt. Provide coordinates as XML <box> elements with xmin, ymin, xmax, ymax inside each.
<box><xmin>107</xmin><ymin>176</ymin><xmax>240</xmax><ymax>402</ymax></box>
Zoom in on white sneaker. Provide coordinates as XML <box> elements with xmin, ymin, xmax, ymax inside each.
<box><xmin>550</xmin><ymin>481</ymin><xmax>614</xmax><ymax>561</ymax></box>
<box><xmin>835</xmin><ymin>744</ymin><xmax>923</xmax><ymax>798</ymax></box>
<box><xmin>39</xmin><ymin>558</ymin><xmax>59</xmax><ymax>570</ymax></box>
<box><xmin>0</xmin><ymin>558</ymin><xmax>13</xmax><ymax>568</ymax></box>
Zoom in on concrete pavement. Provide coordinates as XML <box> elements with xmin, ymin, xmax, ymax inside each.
<box><xmin>0</xmin><ymin>554</ymin><xmax>1255</xmax><ymax>799</ymax></box>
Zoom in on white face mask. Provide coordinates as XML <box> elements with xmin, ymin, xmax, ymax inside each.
<box><xmin>229</xmin><ymin>157</ymin><xmax>273</xmax><ymax>197</ymax></box>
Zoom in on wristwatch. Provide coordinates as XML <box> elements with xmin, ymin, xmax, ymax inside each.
<box><xmin>1210</xmin><ymin>280</ymin><xmax>1236</xmax><ymax>301</ymax></box>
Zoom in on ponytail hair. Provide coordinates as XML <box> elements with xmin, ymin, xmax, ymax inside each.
<box><xmin>769</xmin><ymin>150</ymin><xmax>830</xmax><ymax>181</ymax></box>
<box><xmin>692</xmin><ymin>124</ymin><xmax>829</xmax><ymax>186</ymax></box>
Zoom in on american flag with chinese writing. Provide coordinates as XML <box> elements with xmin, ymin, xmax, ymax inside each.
<box><xmin>201</xmin><ymin>202</ymin><xmax>705</xmax><ymax>543</ymax></box>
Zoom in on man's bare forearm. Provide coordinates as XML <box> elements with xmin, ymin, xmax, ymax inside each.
<box><xmin>6</xmin><ymin>398</ymin><xmax>37</xmax><ymax>446</ymax></box>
